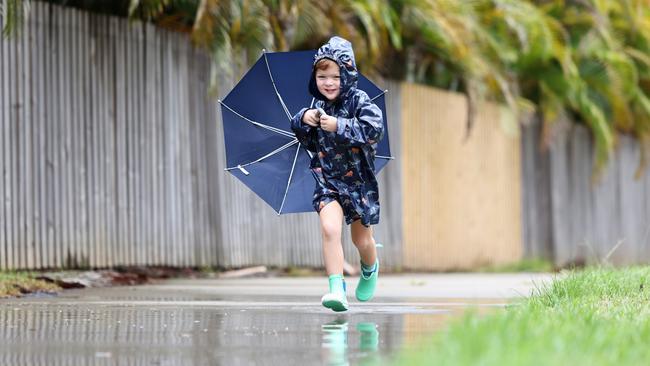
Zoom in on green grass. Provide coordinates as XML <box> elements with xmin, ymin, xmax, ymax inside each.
<box><xmin>0</xmin><ymin>272</ymin><xmax>60</xmax><ymax>297</ymax></box>
<box><xmin>395</xmin><ymin>266</ymin><xmax>650</xmax><ymax>366</ymax></box>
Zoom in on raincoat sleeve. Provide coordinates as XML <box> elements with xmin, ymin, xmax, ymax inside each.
<box><xmin>291</xmin><ymin>108</ymin><xmax>318</xmax><ymax>152</ymax></box>
<box><xmin>335</xmin><ymin>93</ymin><xmax>383</xmax><ymax>147</ymax></box>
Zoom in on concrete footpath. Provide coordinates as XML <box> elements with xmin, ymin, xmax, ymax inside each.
<box><xmin>156</xmin><ymin>272</ymin><xmax>554</xmax><ymax>299</ymax></box>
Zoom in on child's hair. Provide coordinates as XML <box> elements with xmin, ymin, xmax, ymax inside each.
<box><xmin>315</xmin><ymin>58</ymin><xmax>337</xmax><ymax>71</ymax></box>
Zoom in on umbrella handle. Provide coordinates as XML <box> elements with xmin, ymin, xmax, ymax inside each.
<box><xmin>315</xmin><ymin>108</ymin><xmax>327</xmax><ymax>127</ymax></box>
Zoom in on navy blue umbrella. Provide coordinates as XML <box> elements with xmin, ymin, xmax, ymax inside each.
<box><xmin>218</xmin><ymin>50</ymin><xmax>393</xmax><ymax>214</ymax></box>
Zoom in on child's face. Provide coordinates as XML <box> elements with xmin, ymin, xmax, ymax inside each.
<box><xmin>315</xmin><ymin>60</ymin><xmax>341</xmax><ymax>101</ymax></box>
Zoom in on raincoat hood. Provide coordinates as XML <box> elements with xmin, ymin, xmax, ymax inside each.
<box><xmin>309</xmin><ymin>36</ymin><xmax>358</xmax><ymax>102</ymax></box>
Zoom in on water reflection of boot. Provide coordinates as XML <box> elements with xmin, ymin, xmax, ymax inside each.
<box><xmin>321</xmin><ymin>318</ymin><xmax>349</xmax><ymax>366</ymax></box>
<box><xmin>356</xmin><ymin>322</ymin><xmax>380</xmax><ymax>366</ymax></box>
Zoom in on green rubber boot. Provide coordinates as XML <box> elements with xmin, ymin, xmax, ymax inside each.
<box><xmin>355</xmin><ymin>259</ymin><xmax>378</xmax><ymax>302</ymax></box>
<box><xmin>321</xmin><ymin>274</ymin><xmax>349</xmax><ymax>312</ymax></box>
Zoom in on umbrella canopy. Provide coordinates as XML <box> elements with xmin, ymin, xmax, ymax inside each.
<box><xmin>219</xmin><ymin>50</ymin><xmax>393</xmax><ymax>214</ymax></box>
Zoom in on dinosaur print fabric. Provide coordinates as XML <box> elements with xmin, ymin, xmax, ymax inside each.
<box><xmin>290</xmin><ymin>36</ymin><xmax>384</xmax><ymax>227</ymax></box>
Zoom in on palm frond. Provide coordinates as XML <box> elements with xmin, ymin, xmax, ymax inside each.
<box><xmin>1</xmin><ymin>0</ymin><xmax>30</xmax><ymax>37</ymax></box>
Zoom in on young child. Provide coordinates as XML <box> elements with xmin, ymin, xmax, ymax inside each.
<box><xmin>290</xmin><ymin>36</ymin><xmax>384</xmax><ymax>312</ymax></box>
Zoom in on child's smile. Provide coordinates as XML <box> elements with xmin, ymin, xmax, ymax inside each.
<box><xmin>315</xmin><ymin>59</ymin><xmax>341</xmax><ymax>101</ymax></box>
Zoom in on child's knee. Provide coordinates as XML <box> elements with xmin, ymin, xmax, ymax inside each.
<box><xmin>352</xmin><ymin>236</ymin><xmax>375</xmax><ymax>250</ymax></box>
<box><xmin>321</xmin><ymin>221</ymin><xmax>341</xmax><ymax>240</ymax></box>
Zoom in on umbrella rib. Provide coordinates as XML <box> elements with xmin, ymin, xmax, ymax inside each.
<box><xmin>219</xmin><ymin>100</ymin><xmax>295</xmax><ymax>138</ymax></box>
<box><xmin>278</xmin><ymin>143</ymin><xmax>301</xmax><ymax>215</ymax></box>
<box><xmin>263</xmin><ymin>52</ymin><xmax>292</xmax><ymax>120</ymax></box>
<box><xmin>225</xmin><ymin>139</ymin><xmax>299</xmax><ymax>172</ymax></box>
<box><xmin>371</xmin><ymin>89</ymin><xmax>388</xmax><ymax>102</ymax></box>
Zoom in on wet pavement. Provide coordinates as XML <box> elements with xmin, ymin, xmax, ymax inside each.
<box><xmin>0</xmin><ymin>273</ymin><xmax>552</xmax><ymax>365</ymax></box>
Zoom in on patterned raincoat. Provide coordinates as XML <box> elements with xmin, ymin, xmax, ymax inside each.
<box><xmin>290</xmin><ymin>36</ymin><xmax>384</xmax><ymax>227</ymax></box>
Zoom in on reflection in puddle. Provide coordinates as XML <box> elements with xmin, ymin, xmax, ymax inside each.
<box><xmin>321</xmin><ymin>318</ymin><xmax>381</xmax><ymax>366</ymax></box>
<box><xmin>357</xmin><ymin>321</ymin><xmax>380</xmax><ymax>365</ymax></box>
<box><xmin>0</xmin><ymin>300</ymin><xmax>498</xmax><ymax>365</ymax></box>
<box><xmin>322</xmin><ymin>318</ymin><xmax>350</xmax><ymax>365</ymax></box>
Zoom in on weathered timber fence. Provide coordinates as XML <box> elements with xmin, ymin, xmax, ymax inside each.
<box><xmin>522</xmin><ymin>119</ymin><xmax>650</xmax><ymax>266</ymax></box>
<box><xmin>8</xmin><ymin>2</ymin><xmax>647</xmax><ymax>272</ymax></box>
<box><xmin>1</xmin><ymin>2</ymin><xmax>220</xmax><ymax>269</ymax></box>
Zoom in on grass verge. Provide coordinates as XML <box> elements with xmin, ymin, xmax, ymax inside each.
<box><xmin>395</xmin><ymin>266</ymin><xmax>650</xmax><ymax>365</ymax></box>
<box><xmin>0</xmin><ymin>272</ymin><xmax>60</xmax><ymax>297</ymax></box>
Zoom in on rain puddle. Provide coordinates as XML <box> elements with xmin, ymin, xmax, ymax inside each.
<box><xmin>0</xmin><ymin>295</ymin><xmax>506</xmax><ymax>365</ymax></box>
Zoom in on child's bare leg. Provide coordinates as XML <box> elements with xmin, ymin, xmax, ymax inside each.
<box><xmin>351</xmin><ymin>220</ymin><xmax>377</xmax><ymax>266</ymax></box>
<box><xmin>320</xmin><ymin>201</ymin><xmax>344</xmax><ymax>275</ymax></box>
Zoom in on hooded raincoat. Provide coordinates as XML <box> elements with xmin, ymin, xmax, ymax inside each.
<box><xmin>290</xmin><ymin>36</ymin><xmax>384</xmax><ymax>227</ymax></box>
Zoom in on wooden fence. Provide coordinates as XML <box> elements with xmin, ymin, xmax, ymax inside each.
<box><xmin>400</xmin><ymin>83</ymin><xmax>523</xmax><ymax>270</ymax></box>
<box><xmin>7</xmin><ymin>2</ymin><xmax>647</xmax><ymax>272</ymax></box>
<box><xmin>1</xmin><ymin>2</ymin><xmax>219</xmax><ymax>269</ymax></box>
<box><xmin>522</xmin><ymin>119</ymin><xmax>650</xmax><ymax>266</ymax></box>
